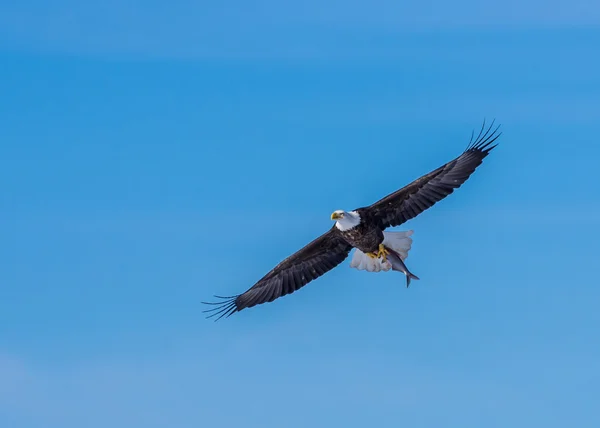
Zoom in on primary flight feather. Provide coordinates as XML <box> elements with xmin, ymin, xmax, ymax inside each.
<box><xmin>203</xmin><ymin>121</ymin><xmax>501</xmax><ymax>320</ymax></box>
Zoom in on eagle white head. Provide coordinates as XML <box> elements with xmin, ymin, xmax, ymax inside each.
<box><xmin>331</xmin><ymin>210</ymin><xmax>361</xmax><ymax>231</ymax></box>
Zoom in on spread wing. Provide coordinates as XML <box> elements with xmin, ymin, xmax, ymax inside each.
<box><xmin>360</xmin><ymin>121</ymin><xmax>501</xmax><ymax>230</ymax></box>
<box><xmin>202</xmin><ymin>227</ymin><xmax>352</xmax><ymax>320</ymax></box>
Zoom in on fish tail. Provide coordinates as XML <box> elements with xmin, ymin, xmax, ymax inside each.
<box><xmin>405</xmin><ymin>271</ymin><xmax>420</xmax><ymax>288</ymax></box>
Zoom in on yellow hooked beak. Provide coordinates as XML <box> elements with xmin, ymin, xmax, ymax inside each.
<box><xmin>331</xmin><ymin>212</ymin><xmax>343</xmax><ymax>220</ymax></box>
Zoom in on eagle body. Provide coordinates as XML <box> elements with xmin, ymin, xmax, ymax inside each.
<box><xmin>203</xmin><ymin>121</ymin><xmax>502</xmax><ymax>320</ymax></box>
<box><xmin>335</xmin><ymin>210</ymin><xmax>384</xmax><ymax>254</ymax></box>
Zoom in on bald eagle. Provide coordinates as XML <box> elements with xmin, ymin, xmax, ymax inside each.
<box><xmin>203</xmin><ymin>121</ymin><xmax>501</xmax><ymax>320</ymax></box>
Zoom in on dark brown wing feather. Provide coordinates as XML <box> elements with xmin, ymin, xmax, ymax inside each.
<box><xmin>202</xmin><ymin>227</ymin><xmax>352</xmax><ymax>320</ymax></box>
<box><xmin>359</xmin><ymin>120</ymin><xmax>501</xmax><ymax>230</ymax></box>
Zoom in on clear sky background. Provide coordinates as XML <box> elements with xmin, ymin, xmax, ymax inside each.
<box><xmin>2</xmin><ymin>2</ymin><xmax>600</xmax><ymax>428</ymax></box>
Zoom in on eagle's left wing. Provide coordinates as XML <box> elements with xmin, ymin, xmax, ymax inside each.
<box><xmin>359</xmin><ymin>121</ymin><xmax>500</xmax><ymax>230</ymax></box>
<box><xmin>202</xmin><ymin>227</ymin><xmax>352</xmax><ymax>320</ymax></box>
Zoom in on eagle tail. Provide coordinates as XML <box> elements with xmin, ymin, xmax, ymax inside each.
<box><xmin>382</xmin><ymin>230</ymin><xmax>414</xmax><ymax>260</ymax></box>
<box><xmin>349</xmin><ymin>250</ymin><xmax>390</xmax><ymax>272</ymax></box>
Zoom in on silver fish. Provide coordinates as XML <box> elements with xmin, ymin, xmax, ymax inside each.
<box><xmin>386</xmin><ymin>248</ymin><xmax>420</xmax><ymax>287</ymax></box>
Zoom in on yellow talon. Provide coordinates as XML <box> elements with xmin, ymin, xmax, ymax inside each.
<box><xmin>376</xmin><ymin>244</ymin><xmax>390</xmax><ymax>261</ymax></box>
<box><xmin>366</xmin><ymin>245</ymin><xmax>390</xmax><ymax>261</ymax></box>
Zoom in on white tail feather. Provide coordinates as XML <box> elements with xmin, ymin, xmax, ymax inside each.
<box><xmin>349</xmin><ymin>230</ymin><xmax>414</xmax><ymax>273</ymax></box>
<box><xmin>382</xmin><ymin>230</ymin><xmax>413</xmax><ymax>260</ymax></box>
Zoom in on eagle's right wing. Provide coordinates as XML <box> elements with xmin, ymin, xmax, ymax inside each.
<box><xmin>202</xmin><ymin>227</ymin><xmax>352</xmax><ymax>320</ymax></box>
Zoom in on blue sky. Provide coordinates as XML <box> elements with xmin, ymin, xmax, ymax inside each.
<box><xmin>2</xmin><ymin>2</ymin><xmax>600</xmax><ymax>428</ymax></box>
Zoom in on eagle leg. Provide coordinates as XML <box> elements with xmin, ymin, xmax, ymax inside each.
<box><xmin>366</xmin><ymin>244</ymin><xmax>390</xmax><ymax>261</ymax></box>
<box><xmin>377</xmin><ymin>244</ymin><xmax>390</xmax><ymax>261</ymax></box>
